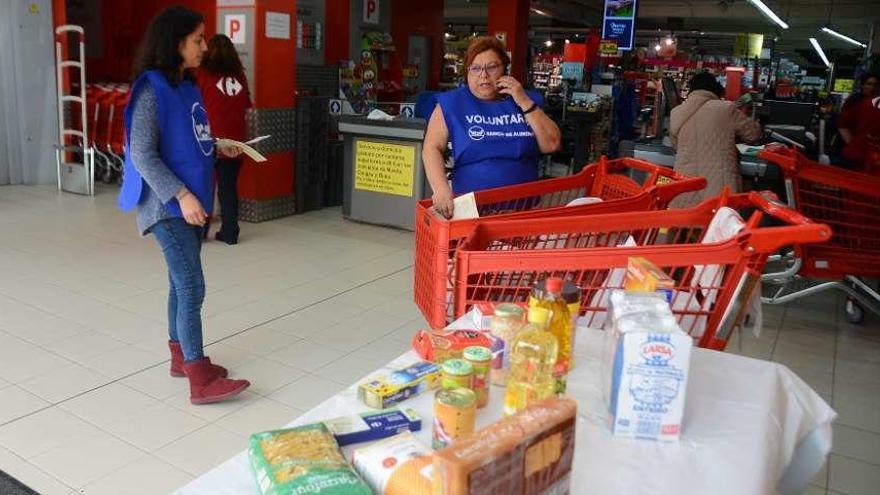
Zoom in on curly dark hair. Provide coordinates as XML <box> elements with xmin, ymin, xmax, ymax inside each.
<box><xmin>689</xmin><ymin>71</ymin><xmax>724</xmax><ymax>97</ymax></box>
<box><xmin>201</xmin><ymin>34</ymin><xmax>244</xmax><ymax>76</ymax></box>
<box><xmin>132</xmin><ymin>5</ymin><xmax>204</xmax><ymax>86</ymax></box>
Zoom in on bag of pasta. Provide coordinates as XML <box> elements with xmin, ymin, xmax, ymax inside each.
<box><xmin>249</xmin><ymin>422</ymin><xmax>373</xmax><ymax>495</ymax></box>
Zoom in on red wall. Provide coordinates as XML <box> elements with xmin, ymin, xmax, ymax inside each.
<box><xmin>488</xmin><ymin>0</ymin><xmax>529</xmax><ymax>82</ymax></box>
<box><xmin>391</xmin><ymin>0</ymin><xmax>445</xmax><ymax>90</ymax></box>
<box><xmin>324</xmin><ymin>0</ymin><xmax>350</xmax><ymax>66</ymax></box>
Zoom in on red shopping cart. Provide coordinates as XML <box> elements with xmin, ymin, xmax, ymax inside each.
<box><xmin>452</xmin><ymin>191</ymin><xmax>830</xmax><ymax>350</ymax></box>
<box><xmin>414</xmin><ymin>156</ymin><xmax>707</xmax><ymax>328</ymax></box>
<box><xmin>758</xmin><ymin>146</ymin><xmax>880</xmax><ymax>323</ymax></box>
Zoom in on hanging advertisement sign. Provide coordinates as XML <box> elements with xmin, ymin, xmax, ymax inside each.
<box><xmin>602</xmin><ymin>0</ymin><xmax>638</xmax><ymax>51</ymax></box>
<box><xmin>363</xmin><ymin>0</ymin><xmax>379</xmax><ymax>24</ymax></box>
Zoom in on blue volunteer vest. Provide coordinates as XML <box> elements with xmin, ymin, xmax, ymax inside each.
<box><xmin>118</xmin><ymin>70</ymin><xmax>215</xmax><ymax>218</ymax></box>
<box><xmin>436</xmin><ymin>86</ymin><xmax>543</xmax><ymax>194</ymax></box>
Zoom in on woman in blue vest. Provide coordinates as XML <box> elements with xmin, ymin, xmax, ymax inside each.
<box><xmin>423</xmin><ymin>36</ymin><xmax>561</xmax><ymax>218</ymax></box>
<box><xmin>119</xmin><ymin>6</ymin><xmax>250</xmax><ymax>404</ymax></box>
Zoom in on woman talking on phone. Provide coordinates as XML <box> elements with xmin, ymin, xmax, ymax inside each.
<box><xmin>118</xmin><ymin>6</ymin><xmax>250</xmax><ymax>404</ymax></box>
<box><xmin>422</xmin><ymin>36</ymin><xmax>561</xmax><ymax>218</ymax></box>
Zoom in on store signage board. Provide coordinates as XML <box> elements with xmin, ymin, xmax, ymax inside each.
<box><xmin>329</xmin><ymin>99</ymin><xmax>343</xmax><ymax>115</ymax></box>
<box><xmin>599</xmin><ymin>39</ymin><xmax>619</xmax><ymax>56</ymax></box>
<box><xmin>399</xmin><ymin>104</ymin><xmax>415</xmax><ymax>118</ymax></box>
<box><xmin>218</xmin><ymin>0</ymin><xmax>255</xmax><ymax>6</ymax></box>
<box><xmin>354</xmin><ymin>140</ymin><xmax>415</xmax><ymax>197</ymax></box>
<box><xmin>602</xmin><ymin>0</ymin><xmax>637</xmax><ymax>51</ymax></box>
<box><xmin>265</xmin><ymin>12</ymin><xmax>290</xmax><ymax>40</ymax></box>
<box><xmin>363</xmin><ymin>0</ymin><xmax>380</xmax><ymax>24</ymax></box>
<box><xmin>225</xmin><ymin>14</ymin><xmax>246</xmax><ymax>44</ymax></box>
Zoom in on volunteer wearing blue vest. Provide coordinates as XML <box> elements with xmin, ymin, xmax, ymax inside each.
<box><xmin>118</xmin><ymin>6</ymin><xmax>250</xmax><ymax>404</ymax></box>
<box><xmin>423</xmin><ymin>37</ymin><xmax>561</xmax><ymax>218</ymax></box>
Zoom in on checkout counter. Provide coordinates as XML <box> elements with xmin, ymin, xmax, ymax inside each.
<box><xmin>338</xmin><ymin>115</ymin><xmax>429</xmax><ymax>231</ymax></box>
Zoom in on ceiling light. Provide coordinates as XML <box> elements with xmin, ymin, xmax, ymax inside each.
<box><xmin>654</xmin><ymin>43</ymin><xmax>662</xmax><ymax>52</ymax></box>
<box><xmin>809</xmin><ymin>37</ymin><xmax>831</xmax><ymax>67</ymax></box>
<box><xmin>545</xmin><ymin>40</ymin><xmax>553</xmax><ymax>47</ymax></box>
<box><xmin>821</xmin><ymin>27</ymin><xmax>867</xmax><ymax>48</ymax></box>
<box><xmin>565</xmin><ymin>39</ymin><xmax>571</xmax><ymax>44</ymax></box>
<box><xmin>746</xmin><ymin>0</ymin><xmax>789</xmax><ymax>29</ymax></box>
<box><xmin>665</xmin><ymin>37</ymin><xmax>674</xmax><ymax>46</ymax></box>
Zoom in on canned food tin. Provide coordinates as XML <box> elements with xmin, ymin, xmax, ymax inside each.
<box><xmin>440</xmin><ymin>359</ymin><xmax>473</xmax><ymax>390</ymax></box>
<box><xmin>462</xmin><ymin>346</ymin><xmax>492</xmax><ymax>408</ymax></box>
<box><xmin>432</xmin><ymin>388</ymin><xmax>477</xmax><ymax>450</ymax></box>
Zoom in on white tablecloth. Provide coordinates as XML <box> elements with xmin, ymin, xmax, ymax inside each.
<box><xmin>174</xmin><ymin>328</ymin><xmax>835</xmax><ymax>495</ymax></box>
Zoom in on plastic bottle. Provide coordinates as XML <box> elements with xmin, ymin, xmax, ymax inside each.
<box><xmin>503</xmin><ymin>307</ymin><xmax>558</xmax><ymax>416</ymax></box>
<box><xmin>535</xmin><ymin>277</ymin><xmax>575</xmax><ymax>373</ymax></box>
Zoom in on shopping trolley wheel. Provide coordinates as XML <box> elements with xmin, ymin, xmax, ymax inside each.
<box><xmin>845</xmin><ymin>298</ymin><xmax>865</xmax><ymax>325</ymax></box>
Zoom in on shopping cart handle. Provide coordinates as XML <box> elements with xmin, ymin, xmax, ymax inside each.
<box><xmin>744</xmin><ymin>191</ymin><xmax>832</xmax><ymax>250</ymax></box>
<box><xmin>757</xmin><ymin>145</ymin><xmax>798</xmax><ymax>171</ymax></box>
<box><xmin>747</xmin><ymin>191</ymin><xmax>810</xmax><ymax>225</ymax></box>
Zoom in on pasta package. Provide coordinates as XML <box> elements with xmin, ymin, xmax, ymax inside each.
<box><xmin>352</xmin><ymin>431</ymin><xmax>432</xmax><ymax>495</ymax></box>
<box><xmin>433</xmin><ymin>397</ymin><xmax>577</xmax><ymax>495</ymax></box>
<box><xmin>248</xmin><ymin>423</ymin><xmax>372</xmax><ymax>495</ymax></box>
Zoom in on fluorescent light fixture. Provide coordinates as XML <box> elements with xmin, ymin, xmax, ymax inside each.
<box><xmin>531</xmin><ymin>8</ymin><xmax>551</xmax><ymax>17</ymax></box>
<box><xmin>809</xmin><ymin>37</ymin><xmax>831</xmax><ymax>67</ymax></box>
<box><xmin>821</xmin><ymin>27</ymin><xmax>867</xmax><ymax>48</ymax></box>
<box><xmin>746</xmin><ymin>0</ymin><xmax>789</xmax><ymax>29</ymax></box>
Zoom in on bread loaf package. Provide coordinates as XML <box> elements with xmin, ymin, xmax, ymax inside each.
<box><xmin>248</xmin><ymin>423</ymin><xmax>372</xmax><ymax>495</ymax></box>
<box><xmin>432</xmin><ymin>397</ymin><xmax>577</xmax><ymax>495</ymax></box>
<box><xmin>352</xmin><ymin>431</ymin><xmax>432</xmax><ymax>495</ymax></box>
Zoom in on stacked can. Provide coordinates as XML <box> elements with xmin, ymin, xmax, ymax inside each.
<box><xmin>463</xmin><ymin>346</ymin><xmax>491</xmax><ymax>408</ymax></box>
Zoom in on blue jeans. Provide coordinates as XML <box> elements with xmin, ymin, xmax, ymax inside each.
<box><xmin>150</xmin><ymin>217</ymin><xmax>205</xmax><ymax>362</ymax></box>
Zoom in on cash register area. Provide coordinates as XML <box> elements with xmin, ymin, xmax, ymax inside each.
<box><xmin>0</xmin><ymin>185</ymin><xmax>878</xmax><ymax>495</ymax></box>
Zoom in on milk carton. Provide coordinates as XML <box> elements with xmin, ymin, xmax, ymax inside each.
<box><xmin>603</xmin><ymin>290</ymin><xmax>691</xmax><ymax>441</ymax></box>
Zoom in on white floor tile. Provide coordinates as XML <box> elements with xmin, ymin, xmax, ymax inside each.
<box><xmin>216</xmin><ymin>397</ymin><xmax>302</xmax><ymax>436</ymax></box>
<box><xmin>202</xmin><ymin>342</ymin><xmax>260</xmax><ymax>369</ymax></box>
<box><xmin>79</xmin><ymin>455</ymin><xmax>193</xmax><ymax>495</ymax></box>
<box><xmin>833</xmin><ymin>394</ymin><xmax>880</xmax><ymax>433</ymax></box>
<box><xmin>266</xmin><ymin>340</ymin><xmax>345</xmax><ymax>372</ymax></box>
<box><xmin>59</xmin><ymin>383</ymin><xmax>163</xmax><ymax>426</ymax></box>
<box><xmin>45</xmin><ymin>331</ymin><xmax>129</xmax><ymax>363</ymax></box>
<box><xmin>832</xmin><ymin>425</ymin><xmax>880</xmax><ymax>466</ymax></box>
<box><xmin>102</xmin><ymin>402</ymin><xmax>208</xmax><ymax>452</ymax></box>
<box><xmin>164</xmin><ymin>390</ymin><xmax>261</xmax><ymax>423</ymax></box>
<box><xmin>121</xmin><ymin>364</ymin><xmax>190</xmax><ymax>401</ymax></box>
<box><xmin>269</xmin><ymin>374</ymin><xmax>347</xmax><ymax>411</ymax></box>
<box><xmin>0</xmin><ymin>384</ymin><xmax>51</xmax><ymax>425</ymax></box>
<box><xmin>0</xmin><ymin>408</ymin><xmax>100</xmax><ymax>458</ymax></box>
<box><xmin>315</xmin><ymin>353</ymin><xmax>388</xmax><ymax>386</ymax></box>
<box><xmin>221</xmin><ymin>325</ymin><xmax>303</xmax><ymax>357</ymax></box>
<box><xmin>227</xmin><ymin>358</ymin><xmax>304</xmax><ymax>396</ymax></box>
<box><xmin>29</xmin><ymin>430</ymin><xmax>145</xmax><ymax>488</ymax></box>
<box><xmin>18</xmin><ymin>363</ymin><xmax>110</xmax><ymax>403</ymax></box>
<box><xmin>154</xmin><ymin>424</ymin><xmax>246</xmax><ymax>477</ymax></box>
<box><xmin>0</xmin><ymin>339</ymin><xmax>73</xmax><ymax>384</ymax></box>
<box><xmin>829</xmin><ymin>454</ymin><xmax>880</xmax><ymax>495</ymax></box>
<box><xmin>0</xmin><ymin>445</ymin><xmax>73</xmax><ymax>495</ymax></box>
<box><xmin>81</xmin><ymin>345</ymin><xmax>164</xmax><ymax>379</ymax></box>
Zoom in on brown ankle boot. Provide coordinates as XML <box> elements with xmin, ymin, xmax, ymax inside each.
<box><xmin>168</xmin><ymin>341</ymin><xmax>227</xmax><ymax>378</ymax></box>
<box><xmin>183</xmin><ymin>358</ymin><xmax>250</xmax><ymax>405</ymax></box>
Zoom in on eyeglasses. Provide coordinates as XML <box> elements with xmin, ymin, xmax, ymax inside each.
<box><xmin>467</xmin><ymin>62</ymin><xmax>503</xmax><ymax>76</ymax></box>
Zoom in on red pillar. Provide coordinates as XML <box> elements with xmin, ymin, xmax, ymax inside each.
<box><xmin>488</xmin><ymin>0</ymin><xmax>529</xmax><ymax>82</ymax></box>
<box><xmin>391</xmin><ymin>0</ymin><xmax>445</xmax><ymax>89</ymax></box>
<box><xmin>235</xmin><ymin>0</ymin><xmax>297</xmax><ymax>208</ymax></box>
<box><xmin>324</xmin><ymin>0</ymin><xmax>350</xmax><ymax>65</ymax></box>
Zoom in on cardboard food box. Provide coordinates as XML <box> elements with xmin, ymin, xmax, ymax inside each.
<box><xmin>358</xmin><ymin>361</ymin><xmax>441</xmax><ymax>410</ymax></box>
<box><xmin>433</xmin><ymin>397</ymin><xmax>577</xmax><ymax>495</ymax></box>
<box><xmin>323</xmin><ymin>408</ymin><xmax>422</xmax><ymax>447</ymax></box>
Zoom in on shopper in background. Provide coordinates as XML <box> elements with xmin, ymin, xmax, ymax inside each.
<box><xmin>199</xmin><ymin>34</ymin><xmax>252</xmax><ymax>245</ymax></box>
<box><xmin>422</xmin><ymin>36</ymin><xmax>561</xmax><ymax>218</ymax></box>
<box><xmin>118</xmin><ymin>6</ymin><xmax>250</xmax><ymax>404</ymax></box>
<box><xmin>669</xmin><ymin>71</ymin><xmax>763</xmax><ymax>207</ymax></box>
<box><xmin>837</xmin><ymin>73</ymin><xmax>880</xmax><ymax>173</ymax></box>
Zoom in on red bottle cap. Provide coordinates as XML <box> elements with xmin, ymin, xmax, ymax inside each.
<box><xmin>546</xmin><ymin>277</ymin><xmax>563</xmax><ymax>293</ymax></box>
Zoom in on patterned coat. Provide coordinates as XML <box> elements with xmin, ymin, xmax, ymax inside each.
<box><xmin>669</xmin><ymin>90</ymin><xmax>763</xmax><ymax>208</ymax></box>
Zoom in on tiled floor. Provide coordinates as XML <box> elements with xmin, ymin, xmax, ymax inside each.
<box><xmin>0</xmin><ymin>184</ymin><xmax>878</xmax><ymax>495</ymax></box>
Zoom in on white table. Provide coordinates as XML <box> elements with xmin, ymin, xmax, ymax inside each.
<box><xmin>175</xmin><ymin>328</ymin><xmax>835</xmax><ymax>495</ymax></box>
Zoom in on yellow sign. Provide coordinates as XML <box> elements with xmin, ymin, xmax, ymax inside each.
<box><xmin>599</xmin><ymin>39</ymin><xmax>619</xmax><ymax>56</ymax></box>
<box><xmin>354</xmin><ymin>140</ymin><xmax>415</xmax><ymax>197</ymax></box>
<box><xmin>834</xmin><ymin>79</ymin><xmax>854</xmax><ymax>93</ymax></box>
<box><xmin>734</xmin><ymin>33</ymin><xmax>764</xmax><ymax>58</ymax></box>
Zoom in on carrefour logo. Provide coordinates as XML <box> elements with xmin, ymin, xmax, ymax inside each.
<box><xmin>468</xmin><ymin>125</ymin><xmax>485</xmax><ymax>141</ymax></box>
<box><xmin>191</xmin><ymin>102</ymin><xmax>214</xmax><ymax>157</ymax></box>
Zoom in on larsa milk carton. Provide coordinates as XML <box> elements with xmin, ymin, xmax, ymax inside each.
<box><xmin>603</xmin><ymin>290</ymin><xmax>692</xmax><ymax>441</ymax></box>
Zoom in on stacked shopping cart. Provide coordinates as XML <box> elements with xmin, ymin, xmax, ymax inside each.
<box><xmin>414</xmin><ymin>153</ymin><xmax>834</xmax><ymax>351</ymax></box>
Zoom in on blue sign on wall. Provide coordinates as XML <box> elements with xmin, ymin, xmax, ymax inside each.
<box><xmin>602</xmin><ymin>0</ymin><xmax>638</xmax><ymax>51</ymax></box>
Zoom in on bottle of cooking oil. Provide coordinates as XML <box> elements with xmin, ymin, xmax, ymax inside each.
<box><xmin>503</xmin><ymin>307</ymin><xmax>558</xmax><ymax>416</ymax></box>
<box><xmin>534</xmin><ymin>277</ymin><xmax>575</xmax><ymax>373</ymax></box>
